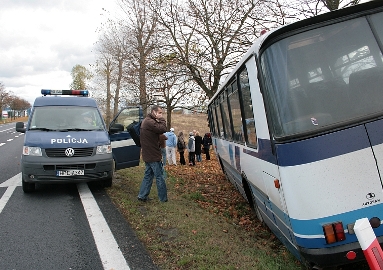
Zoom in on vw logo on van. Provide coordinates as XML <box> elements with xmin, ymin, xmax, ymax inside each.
<box><xmin>65</xmin><ymin>148</ymin><xmax>75</xmax><ymax>157</ymax></box>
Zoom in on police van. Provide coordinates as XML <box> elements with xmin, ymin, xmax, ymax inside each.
<box><xmin>16</xmin><ymin>89</ymin><xmax>142</xmax><ymax>192</ymax></box>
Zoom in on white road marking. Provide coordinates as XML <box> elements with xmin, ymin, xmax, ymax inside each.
<box><xmin>0</xmin><ymin>143</ymin><xmax>5</xmax><ymax>147</ymax></box>
<box><xmin>77</xmin><ymin>183</ymin><xmax>130</xmax><ymax>270</ymax></box>
<box><xmin>0</xmin><ymin>127</ymin><xmax>14</xmax><ymax>133</ymax></box>
<box><xmin>0</xmin><ymin>173</ymin><xmax>21</xmax><ymax>214</ymax></box>
<box><xmin>7</xmin><ymin>139</ymin><xmax>13</xmax><ymax>142</ymax></box>
<box><xmin>0</xmin><ymin>174</ymin><xmax>129</xmax><ymax>270</ymax></box>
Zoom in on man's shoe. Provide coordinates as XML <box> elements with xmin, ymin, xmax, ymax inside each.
<box><xmin>138</xmin><ymin>197</ymin><xmax>152</xmax><ymax>202</ymax></box>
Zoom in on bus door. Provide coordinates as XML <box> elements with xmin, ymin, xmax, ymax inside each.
<box><xmin>109</xmin><ymin>106</ymin><xmax>143</xmax><ymax>170</ymax></box>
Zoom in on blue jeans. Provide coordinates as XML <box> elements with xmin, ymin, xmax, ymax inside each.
<box><xmin>196</xmin><ymin>154</ymin><xmax>202</xmax><ymax>162</ymax></box>
<box><xmin>161</xmin><ymin>148</ymin><xmax>167</xmax><ymax>165</ymax></box>
<box><xmin>161</xmin><ymin>148</ymin><xmax>167</xmax><ymax>179</ymax></box>
<box><xmin>138</xmin><ymin>161</ymin><xmax>168</xmax><ymax>202</ymax></box>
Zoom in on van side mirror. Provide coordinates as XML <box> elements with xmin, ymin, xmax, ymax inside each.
<box><xmin>109</xmin><ymin>123</ymin><xmax>124</xmax><ymax>134</ymax></box>
<box><xmin>16</xmin><ymin>122</ymin><xmax>26</xmax><ymax>133</ymax></box>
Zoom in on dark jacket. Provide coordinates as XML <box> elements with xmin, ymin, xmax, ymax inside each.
<box><xmin>194</xmin><ymin>135</ymin><xmax>202</xmax><ymax>155</ymax></box>
<box><xmin>202</xmin><ymin>133</ymin><xmax>212</xmax><ymax>149</ymax></box>
<box><xmin>140</xmin><ymin>113</ymin><xmax>167</xmax><ymax>163</ymax></box>
<box><xmin>177</xmin><ymin>135</ymin><xmax>186</xmax><ymax>152</ymax></box>
<box><xmin>159</xmin><ymin>134</ymin><xmax>168</xmax><ymax>149</ymax></box>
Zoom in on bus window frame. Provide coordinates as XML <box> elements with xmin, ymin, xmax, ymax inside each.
<box><xmin>228</xmin><ymin>78</ymin><xmax>245</xmax><ymax>145</ymax></box>
<box><xmin>238</xmin><ymin>66</ymin><xmax>258</xmax><ymax>149</ymax></box>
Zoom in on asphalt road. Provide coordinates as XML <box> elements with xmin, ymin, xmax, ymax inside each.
<box><xmin>0</xmin><ymin>122</ymin><xmax>158</xmax><ymax>270</ymax></box>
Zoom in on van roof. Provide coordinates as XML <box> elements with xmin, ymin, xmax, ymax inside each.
<box><xmin>33</xmin><ymin>96</ymin><xmax>98</xmax><ymax>107</ymax></box>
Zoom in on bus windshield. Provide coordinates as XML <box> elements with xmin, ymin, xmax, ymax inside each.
<box><xmin>260</xmin><ymin>12</ymin><xmax>383</xmax><ymax>139</ymax></box>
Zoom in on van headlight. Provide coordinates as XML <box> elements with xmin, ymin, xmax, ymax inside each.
<box><xmin>23</xmin><ymin>146</ymin><xmax>42</xmax><ymax>156</ymax></box>
<box><xmin>96</xmin><ymin>144</ymin><xmax>112</xmax><ymax>154</ymax></box>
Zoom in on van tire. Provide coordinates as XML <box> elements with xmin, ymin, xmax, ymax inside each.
<box><xmin>103</xmin><ymin>159</ymin><xmax>115</xmax><ymax>188</ymax></box>
<box><xmin>22</xmin><ymin>178</ymin><xmax>35</xmax><ymax>193</ymax></box>
<box><xmin>104</xmin><ymin>177</ymin><xmax>112</xmax><ymax>188</ymax></box>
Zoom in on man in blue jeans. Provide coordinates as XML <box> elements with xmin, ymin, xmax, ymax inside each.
<box><xmin>137</xmin><ymin>105</ymin><xmax>168</xmax><ymax>202</ymax></box>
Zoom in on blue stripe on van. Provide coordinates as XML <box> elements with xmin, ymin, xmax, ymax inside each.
<box><xmin>276</xmin><ymin>125</ymin><xmax>371</xmax><ymax>166</ymax></box>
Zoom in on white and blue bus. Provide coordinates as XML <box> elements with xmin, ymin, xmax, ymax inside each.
<box><xmin>207</xmin><ymin>1</ymin><xmax>383</xmax><ymax>269</ymax></box>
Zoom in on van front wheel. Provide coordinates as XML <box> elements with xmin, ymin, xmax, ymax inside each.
<box><xmin>22</xmin><ymin>178</ymin><xmax>35</xmax><ymax>193</ymax></box>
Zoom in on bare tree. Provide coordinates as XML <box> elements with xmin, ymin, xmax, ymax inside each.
<box><xmin>154</xmin><ymin>0</ymin><xmax>258</xmax><ymax>99</ymax></box>
<box><xmin>118</xmin><ymin>0</ymin><xmax>161</xmax><ymax>114</ymax></box>
<box><xmin>8</xmin><ymin>95</ymin><xmax>31</xmax><ymax>119</ymax></box>
<box><xmin>148</xmin><ymin>52</ymin><xmax>206</xmax><ymax>128</ymax></box>
<box><xmin>70</xmin><ymin>65</ymin><xmax>93</xmax><ymax>90</ymax></box>
<box><xmin>0</xmin><ymin>82</ymin><xmax>10</xmax><ymax>116</ymax></box>
<box><xmin>94</xmin><ymin>18</ymin><xmax>136</xmax><ymax>126</ymax></box>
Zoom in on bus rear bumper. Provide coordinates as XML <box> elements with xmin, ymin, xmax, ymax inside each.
<box><xmin>298</xmin><ymin>236</ymin><xmax>383</xmax><ymax>268</ymax></box>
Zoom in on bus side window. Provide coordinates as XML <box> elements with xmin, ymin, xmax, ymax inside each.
<box><xmin>239</xmin><ymin>68</ymin><xmax>257</xmax><ymax>148</ymax></box>
<box><xmin>229</xmin><ymin>80</ymin><xmax>245</xmax><ymax>144</ymax></box>
<box><xmin>220</xmin><ymin>90</ymin><xmax>232</xmax><ymax>140</ymax></box>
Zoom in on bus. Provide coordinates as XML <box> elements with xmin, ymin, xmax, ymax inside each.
<box><xmin>207</xmin><ymin>1</ymin><xmax>383</xmax><ymax>269</ymax></box>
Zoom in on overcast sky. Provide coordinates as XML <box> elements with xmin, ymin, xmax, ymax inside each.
<box><xmin>0</xmin><ymin>0</ymin><xmax>118</xmax><ymax>105</ymax></box>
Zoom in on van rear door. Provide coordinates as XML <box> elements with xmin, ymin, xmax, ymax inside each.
<box><xmin>109</xmin><ymin>106</ymin><xmax>143</xmax><ymax>170</ymax></box>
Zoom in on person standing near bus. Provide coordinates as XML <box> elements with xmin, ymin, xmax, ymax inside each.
<box><xmin>194</xmin><ymin>131</ymin><xmax>203</xmax><ymax>162</ymax></box>
<box><xmin>165</xmin><ymin>127</ymin><xmax>177</xmax><ymax>165</ymax></box>
<box><xmin>177</xmin><ymin>131</ymin><xmax>186</xmax><ymax>165</ymax></box>
<box><xmin>202</xmin><ymin>132</ymin><xmax>212</xmax><ymax>160</ymax></box>
<box><xmin>138</xmin><ymin>105</ymin><xmax>168</xmax><ymax>202</ymax></box>
<box><xmin>187</xmin><ymin>132</ymin><xmax>196</xmax><ymax>166</ymax></box>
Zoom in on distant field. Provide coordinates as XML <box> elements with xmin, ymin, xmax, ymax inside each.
<box><xmin>163</xmin><ymin>112</ymin><xmax>209</xmax><ymax>136</ymax></box>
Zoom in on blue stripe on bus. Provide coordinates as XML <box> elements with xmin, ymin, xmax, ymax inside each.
<box><xmin>276</xmin><ymin>125</ymin><xmax>371</xmax><ymax>166</ymax></box>
<box><xmin>253</xmin><ymin>182</ymin><xmax>383</xmax><ymax>249</ymax></box>
<box><xmin>291</xmin><ymin>203</ymin><xmax>383</xmax><ymax>248</ymax></box>
<box><xmin>290</xmin><ymin>203</ymin><xmax>383</xmax><ymax>235</ymax></box>
<box><xmin>366</xmin><ymin>119</ymin><xmax>383</xmax><ymax>146</ymax></box>
<box><xmin>243</xmin><ymin>138</ymin><xmax>277</xmax><ymax>164</ymax></box>
<box><xmin>295</xmin><ymin>225</ymin><xmax>383</xmax><ymax>249</ymax></box>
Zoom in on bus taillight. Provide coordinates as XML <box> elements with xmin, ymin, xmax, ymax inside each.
<box><xmin>323</xmin><ymin>222</ymin><xmax>346</xmax><ymax>244</ymax></box>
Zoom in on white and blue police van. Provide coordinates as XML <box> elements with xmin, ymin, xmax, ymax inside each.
<box><xmin>16</xmin><ymin>89</ymin><xmax>142</xmax><ymax>192</ymax></box>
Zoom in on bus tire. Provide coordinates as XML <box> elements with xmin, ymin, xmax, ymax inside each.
<box><xmin>251</xmin><ymin>192</ymin><xmax>264</xmax><ymax>223</ymax></box>
<box><xmin>242</xmin><ymin>175</ymin><xmax>264</xmax><ymax>223</ymax></box>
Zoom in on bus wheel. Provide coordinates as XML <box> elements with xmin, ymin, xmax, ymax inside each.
<box><xmin>22</xmin><ymin>178</ymin><xmax>35</xmax><ymax>193</ymax></box>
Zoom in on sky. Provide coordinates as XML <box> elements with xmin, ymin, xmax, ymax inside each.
<box><xmin>0</xmin><ymin>0</ymin><xmax>119</xmax><ymax>105</ymax></box>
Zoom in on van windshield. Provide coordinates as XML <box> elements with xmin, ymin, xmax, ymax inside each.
<box><xmin>260</xmin><ymin>12</ymin><xmax>383</xmax><ymax>140</ymax></box>
<box><xmin>29</xmin><ymin>106</ymin><xmax>104</xmax><ymax>131</ymax></box>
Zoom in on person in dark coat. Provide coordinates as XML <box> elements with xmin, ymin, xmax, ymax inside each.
<box><xmin>202</xmin><ymin>132</ymin><xmax>212</xmax><ymax>160</ymax></box>
<box><xmin>137</xmin><ymin>105</ymin><xmax>168</xmax><ymax>202</ymax></box>
<box><xmin>187</xmin><ymin>132</ymin><xmax>196</xmax><ymax>166</ymax></box>
<box><xmin>194</xmin><ymin>131</ymin><xmax>203</xmax><ymax>162</ymax></box>
<box><xmin>177</xmin><ymin>131</ymin><xmax>186</xmax><ymax>165</ymax></box>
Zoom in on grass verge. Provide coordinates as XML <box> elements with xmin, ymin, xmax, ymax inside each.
<box><xmin>107</xmin><ymin>152</ymin><xmax>301</xmax><ymax>270</ymax></box>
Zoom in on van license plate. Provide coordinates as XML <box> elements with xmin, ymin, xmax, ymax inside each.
<box><xmin>57</xmin><ymin>170</ymin><xmax>84</xmax><ymax>176</ymax></box>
